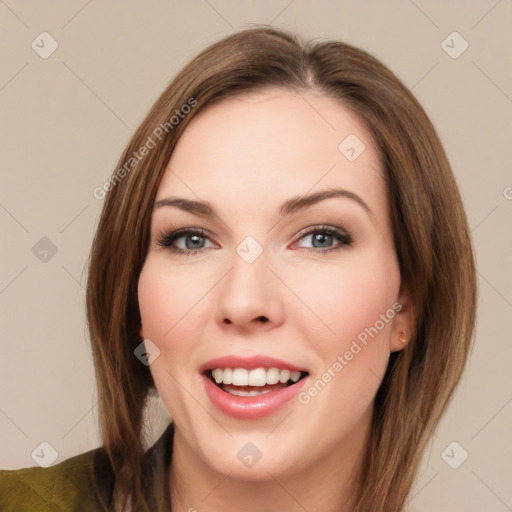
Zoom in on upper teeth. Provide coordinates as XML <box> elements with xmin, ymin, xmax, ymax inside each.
<box><xmin>211</xmin><ymin>368</ymin><xmax>302</xmax><ymax>387</ymax></box>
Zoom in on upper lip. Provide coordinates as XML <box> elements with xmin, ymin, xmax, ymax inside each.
<box><xmin>200</xmin><ymin>355</ymin><xmax>308</xmax><ymax>373</ymax></box>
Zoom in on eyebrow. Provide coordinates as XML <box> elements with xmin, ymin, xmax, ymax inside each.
<box><xmin>154</xmin><ymin>188</ymin><xmax>372</xmax><ymax>219</ymax></box>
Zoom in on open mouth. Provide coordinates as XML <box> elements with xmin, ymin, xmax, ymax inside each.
<box><xmin>205</xmin><ymin>367</ymin><xmax>309</xmax><ymax>397</ymax></box>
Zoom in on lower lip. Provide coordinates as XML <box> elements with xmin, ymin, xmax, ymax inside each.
<box><xmin>202</xmin><ymin>374</ymin><xmax>308</xmax><ymax>420</ymax></box>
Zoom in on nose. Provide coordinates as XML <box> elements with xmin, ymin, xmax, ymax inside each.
<box><xmin>215</xmin><ymin>249</ymin><xmax>285</xmax><ymax>332</ymax></box>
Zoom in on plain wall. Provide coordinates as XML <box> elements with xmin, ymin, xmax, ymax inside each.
<box><xmin>1</xmin><ymin>1</ymin><xmax>511</xmax><ymax>510</ymax></box>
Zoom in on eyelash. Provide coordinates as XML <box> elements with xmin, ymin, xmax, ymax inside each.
<box><xmin>156</xmin><ymin>225</ymin><xmax>353</xmax><ymax>256</ymax></box>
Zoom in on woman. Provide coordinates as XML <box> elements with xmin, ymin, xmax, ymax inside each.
<box><xmin>0</xmin><ymin>26</ymin><xmax>476</xmax><ymax>511</ymax></box>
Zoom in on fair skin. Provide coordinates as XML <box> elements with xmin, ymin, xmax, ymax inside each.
<box><xmin>138</xmin><ymin>88</ymin><xmax>411</xmax><ymax>512</ymax></box>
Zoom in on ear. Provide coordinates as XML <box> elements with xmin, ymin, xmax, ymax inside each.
<box><xmin>389</xmin><ymin>286</ymin><xmax>413</xmax><ymax>352</ymax></box>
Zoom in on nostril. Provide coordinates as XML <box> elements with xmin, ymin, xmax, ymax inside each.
<box><xmin>257</xmin><ymin>316</ymin><xmax>268</xmax><ymax>323</ymax></box>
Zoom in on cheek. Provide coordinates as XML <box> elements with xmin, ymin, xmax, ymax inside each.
<box><xmin>137</xmin><ymin>259</ymin><xmax>201</xmax><ymax>382</ymax></box>
<box><xmin>294</xmin><ymin>273</ymin><xmax>397</xmax><ymax>431</ymax></box>
<box><xmin>138</xmin><ymin>258</ymin><xmax>207</xmax><ymax>419</ymax></box>
<box><xmin>294</xmin><ymin>249</ymin><xmax>400</xmax><ymax>420</ymax></box>
<box><xmin>287</xmin><ymin>250</ymin><xmax>400</xmax><ymax>351</ymax></box>
<box><xmin>138</xmin><ymin>257</ymin><xmax>210</xmax><ymax>341</ymax></box>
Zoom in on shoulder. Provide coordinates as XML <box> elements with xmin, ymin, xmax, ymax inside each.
<box><xmin>0</xmin><ymin>423</ymin><xmax>175</xmax><ymax>511</ymax></box>
<box><xmin>0</xmin><ymin>448</ymin><xmax>109</xmax><ymax>512</ymax></box>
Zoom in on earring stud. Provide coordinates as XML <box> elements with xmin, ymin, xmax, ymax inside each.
<box><xmin>398</xmin><ymin>330</ymin><xmax>408</xmax><ymax>344</ymax></box>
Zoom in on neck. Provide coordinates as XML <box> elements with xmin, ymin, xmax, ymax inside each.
<box><xmin>169</xmin><ymin>416</ymin><xmax>370</xmax><ymax>512</ymax></box>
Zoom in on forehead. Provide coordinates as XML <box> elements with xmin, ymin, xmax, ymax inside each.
<box><xmin>157</xmin><ymin>88</ymin><xmax>386</xmax><ymax>217</ymax></box>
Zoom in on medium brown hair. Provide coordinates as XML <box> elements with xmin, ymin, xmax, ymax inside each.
<box><xmin>86</xmin><ymin>26</ymin><xmax>477</xmax><ymax>511</ymax></box>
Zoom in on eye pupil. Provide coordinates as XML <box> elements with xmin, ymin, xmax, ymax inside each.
<box><xmin>313</xmin><ymin>233</ymin><xmax>333</xmax><ymax>248</ymax></box>
<box><xmin>186</xmin><ymin>234</ymin><xmax>204</xmax><ymax>249</ymax></box>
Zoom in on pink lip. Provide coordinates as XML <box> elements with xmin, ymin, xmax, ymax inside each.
<box><xmin>200</xmin><ymin>355</ymin><xmax>307</xmax><ymax>373</ymax></box>
<box><xmin>202</xmin><ymin>374</ymin><xmax>308</xmax><ymax>420</ymax></box>
<box><xmin>200</xmin><ymin>355</ymin><xmax>309</xmax><ymax>420</ymax></box>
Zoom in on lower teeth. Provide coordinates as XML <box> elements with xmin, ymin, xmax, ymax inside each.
<box><xmin>224</xmin><ymin>388</ymin><xmax>273</xmax><ymax>397</ymax></box>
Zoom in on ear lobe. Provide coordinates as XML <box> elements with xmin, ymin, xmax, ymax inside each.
<box><xmin>389</xmin><ymin>288</ymin><xmax>413</xmax><ymax>352</ymax></box>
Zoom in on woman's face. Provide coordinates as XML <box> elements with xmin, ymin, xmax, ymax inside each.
<box><xmin>138</xmin><ymin>88</ymin><xmax>410</xmax><ymax>481</ymax></box>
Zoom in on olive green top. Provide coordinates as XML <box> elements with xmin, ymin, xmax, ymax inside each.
<box><xmin>0</xmin><ymin>423</ymin><xmax>175</xmax><ymax>511</ymax></box>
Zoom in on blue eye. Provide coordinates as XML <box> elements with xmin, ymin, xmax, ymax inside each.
<box><xmin>157</xmin><ymin>225</ymin><xmax>353</xmax><ymax>256</ymax></box>
<box><xmin>295</xmin><ymin>225</ymin><xmax>353</xmax><ymax>252</ymax></box>
<box><xmin>157</xmin><ymin>229</ymin><xmax>213</xmax><ymax>255</ymax></box>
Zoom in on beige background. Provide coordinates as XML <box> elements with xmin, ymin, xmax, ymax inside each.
<box><xmin>1</xmin><ymin>1</ymin><xmax>511</xmax><ymax>510</ymax></box>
